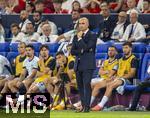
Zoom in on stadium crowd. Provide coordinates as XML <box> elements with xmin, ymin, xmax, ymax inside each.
<box><xmin>0</xmin><ymin>0</ymin><xmax>149</xmax><ymax>113</ymax></box>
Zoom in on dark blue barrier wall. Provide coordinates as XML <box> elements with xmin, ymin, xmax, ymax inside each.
<box><xmin>1</xmin><ymin>14</ymin><xmax>150</xmax><ymax>30</ymax></box>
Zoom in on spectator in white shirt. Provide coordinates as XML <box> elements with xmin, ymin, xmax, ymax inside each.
<box><xmin>0</xmin><ymin>23</ymin><xmax>5</xmax><ymax>43</ymax></box>
<box><xmin>38</xmin><ymin>23</ymin><xmax>58</xmax><ymax>44</ymax></box>
<box><xmin>121</xmin><ymin>10</ymin><xmax>146</xmax><ymax>42</ymax></box>
<box><xmin>22</xmin><ymin>23</ymin><xmax>40</xmax><ymax>43</ymax></box>
<box><xmin>10</xmin><ymin>23</ymin><xmax>25</xmax><ymax>43</ymax></box>
<box><xmin>19</xmin><ymin>10</ymin><xmax>31</xmax><ymax>33</ymax></box>
<box><xmin>37</xmin><ymin>19</ymin><xmax>58</xmax><ymax>35</ymax></box>
<box><xmin>0</xmin><ymin>55</ymin><xmax>11</xmax><ymax>76</ymax></box>
<box><xmin>127</xmin><ymin>0</ymin><xmax>141</xmax><ymax>14</ymax></box>
<box><xmin>111</xmin><ymin>11</ymin><xmax>128</xmax><ymax>42</ymax></box>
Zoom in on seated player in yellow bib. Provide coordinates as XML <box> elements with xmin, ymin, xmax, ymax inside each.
<box><xmin>92</xmin><ymin>42</ymin><xmax>138</xmax><ymax>111</ymax></box>
<box><xmin>27</xmin><ymin>44</ymin><xmax>56</xmax><ymax>94</ymax></box>
<box><xmin>0</xmin><ymin>42</ymin><xmax>27</xmax><ymax>99</ymax></box>
<box><xmin>47</xmin><ymin>48</ymin><xmax>76</xmax><ymax>110</ymax></box>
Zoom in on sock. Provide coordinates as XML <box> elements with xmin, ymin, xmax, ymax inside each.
<box><xmin>98</xmin><ymin>96</ymin><xmax>108</xmax><ymax>108</ymax></box>
<box><xmin>60</xmin><ymin>97</ymin><xmax>67</xmax><ymax>106</ymax></box>
<box><xmin>90</xmin><ymin>96</ymin><xmax>95</xmax><ymax>106</ymax></box>
<box><xmin>53</xmin><ymin>95</ymin><xmax>59</xmax><ymax>106</ymax></box>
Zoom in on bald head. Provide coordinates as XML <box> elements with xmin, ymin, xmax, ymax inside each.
<box><xmin>78</xmin><ymin>17</ymin><xmax>89</xmax><ymax>32</ymax></box>
<box><xmin>118</xmin><ymin>11</ymin><xmax>127</xmax><ymax>23</ymax></box>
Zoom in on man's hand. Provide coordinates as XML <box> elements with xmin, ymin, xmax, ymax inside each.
<box><xmin>77</xmin><ymin>31</ymin><xmax>83</xmax><ymax>39</ymax></box>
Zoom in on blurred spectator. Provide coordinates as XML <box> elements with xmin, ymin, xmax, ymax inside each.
<box><xmin>121</xmin><ymin>10</ymin><xmax>146</xmax><ymax>42</ymax></box>
<box><xmin>113</xmin><ymin>0</ymin><xmax>125</xmax><ymax>12</ymax></box>
<box><xmin>97</xmin><ymin>2</ymin><xmax>116</xmax><ymax>42</ymax></box>
<box><xmin>38</xmin><ymin>23</ymin><xmax>58</xmax><ymax>44</ymax></box>
<box><xmin>137</xmin><ymin>0</ymin><xmax>144</xmax><ymax>11</ymax></box>
<box><xmin>22</xmin><ymin>23</ymin><xmax>40</xmax><ymax>43</ymax></box>
<box><xmin>84</xmin><ymin>0</ymin><xmax>101</xmax><ymax>13</ymax></box>
<box><xmin>142</xmin><ymin>0</ymin><xmax>150</xmax><ymax>13</ymax></box>
<box><xmin>37</xmin><ymin>19</ymin><xmax>58</xmax><ymax>35</ymax></box>
<box><xmin>53</xmin><ymin>0</ymin><xmax>68</xmax><ymax>14</ymax></box>
<box><xmin>61</xmin><ymin>0</ymin><xmax>87</xmax><ymax>12</ymax></box>
<box><xmin>127</xmin><ymin>0</ymin><xmax>141</xmax><ymax>14</ymax></box>
<box><xmin>67</xmin><ymin>10</ymin><xmax>80</xmax><ymax>31</ymax></box>
<box><xmin>25</xmin><ymin>1</ymin><xmax>35</xmax><ymax>14</ymax></box>
<box><xmin>35</xmin><ymin>0</ymin><xmax>53</xmax><ymax>14</ymax></box>
<box><xmin>70</xmin><ymin>0</ymin><xmax>83</xmax><ymax>13</ymax></box>
<box><xmin>10</xmin><ymin>23</ymin><xmax>25</xmax><ymax>43</ymax></box>
<box><xmin>0</xmin><ymin>23</ymin><xmax>5</xmax><ymax>42</ymax></box>
<box><xmin>19</xmin><ymin>10</ymin><xmax>31</xmax><ymax>33</ymax></box>
<box><xmin>111</xmin><ymin>11</ymin><xmax>129</xmax><ymax>42</ymax></box>
<box><xmin>43</xmin><ymin>0</ymin><xmax>55</xmax><ymax>13</ymax></box>
<box><xmin>0</xmin><ymin>0</ymin><xmax>7</xmax><ymax>15</ymax></box>
<box><xmin>5</xmin><ymin>0</ymin><xmax>25</xmax><ymax>14</ymax></box>
<box><xmin>32</xmin><ymin>11</ymin><xmax>43</xmax><ymax>32</ymax></box>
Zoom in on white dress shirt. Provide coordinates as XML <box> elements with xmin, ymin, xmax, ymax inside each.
<box><xmin>22</xmin><ymin>32</ymin><xmax>40</xmax><ymax>44</ymax></box>
<box><xmin>111</xmin><ymin>22</ymin><xmax>125</xmax><ymax>41</ymax></box>
<box><xmin>121</xmin><ymin>22</ymin><xmax>146</xmax><ymax>41</ymax></box>
<box><xmin>11</xmin><ymin>32</ymin><xmax>25</xmax><ymax>43</ymax></box>
<box><xmin>38</xmin><ymin>35</ymin><xmax>58</xmax><ymax>44</ymax></box>
<box><xmin>19</xmin><ymin>19</ymin><xmax>31</xmax><ymax>33</ymax></box>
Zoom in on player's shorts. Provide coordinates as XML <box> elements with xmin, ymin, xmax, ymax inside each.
<box><xmin>116</xmin><ymin>78</ymin><xmax>131</xmax><ymax>95</ymax></box>
<box><xmin>35</xmin><ymin>82</ymin><xmax>46</xmax><ymax>93</ymax></box>
<box><xmin>91</xmin><ymin>77</ymin><xmax>104</xmax><ymax>84</ymax></box>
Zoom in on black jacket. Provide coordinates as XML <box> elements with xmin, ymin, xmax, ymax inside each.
<box><xmin>71</xmin><ymin>30</ymin><xmax>97</xmax><ymax>71</ymax></box>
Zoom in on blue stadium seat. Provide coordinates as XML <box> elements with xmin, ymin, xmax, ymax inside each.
<box><xmin>96</xmin><ymin>43</ymin><xmax>111</xmax><ymax>53</ymax></box>
<box><xmin>0</xmin><ymin>43</ymin><xmax>10</xmax><ymax>52</ymax></box>
<box><xmin>146</xmin><ymin>45</ymin><xmax>150</xmax><ymax>53</ymax></box>
<box><xmin>35</xmin><ymin>52</ymin><xmax>39</xmax><ymax>57</ymax></box>
<box><xmin>31</xmin><ymin>43</ymin><xmax>41</xmax><ymax>52</ymax></box>
<box><xmin>132</xmin><ymin>43</ymin><xmax>146</xmax><ymax>53</ymax></box>
<box><xmin>0</xmin><ymin>52</ymin><xmax>6</xmax><ymax>56</ymax></box>
<box><xmin>9</xmin><ymin>43</ymin><xmax>19</xmax><ymax>52</ymax></box>
<box><xmin>141</xmin><ymin>53</ymin><xmax>150</xmax><ymax>82</ymax></box>
<box><xmin>46</xmin><ymin>43</ymin><xmax>60</xmax><ymax>53</ymax></box>
<box><xmin>7</xmin><ymin>52</ymin><xmax>19</xmax><ymax>63</ymax></box>
<box><xmin>114</xmin><ymin>43</ymin><xmax>123</xmax><ymax>53</ymax></box>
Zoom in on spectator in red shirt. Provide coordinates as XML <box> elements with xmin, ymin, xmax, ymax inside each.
<box><xmin>43</xmin><ymin>0</ymin><xmax>55</xmax><ymax>13</ymax></box>
<box><xmin>35</xmin><ymin>0</ymin><xmax>53</xmax><ymax>14</ymax></box>
<box><xmin>85</xmin><ymin>0</ymin><xmax>101</xmax><ymax>13</ymax></box>
<box><xmin>5</xmin><ymin>0</ymin><xmax>25</xmax><ymax>14</ymax></box>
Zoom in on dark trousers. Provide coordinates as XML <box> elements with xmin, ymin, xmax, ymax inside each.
<box><xmin>76</xmin><ymin>70</ymin><xmax>94</xmax><ymax>109</ymax></box>
<box><xmin>130</xmin><ymin>79</ymin><xmax>150</xmax><ymax>110</ymax></box>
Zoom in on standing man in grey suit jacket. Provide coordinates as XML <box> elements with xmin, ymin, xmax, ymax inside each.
<box><xmin>71</xmin><ymin>17</ymin><xmax>97</xmax><ymax>112</ymax></box>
